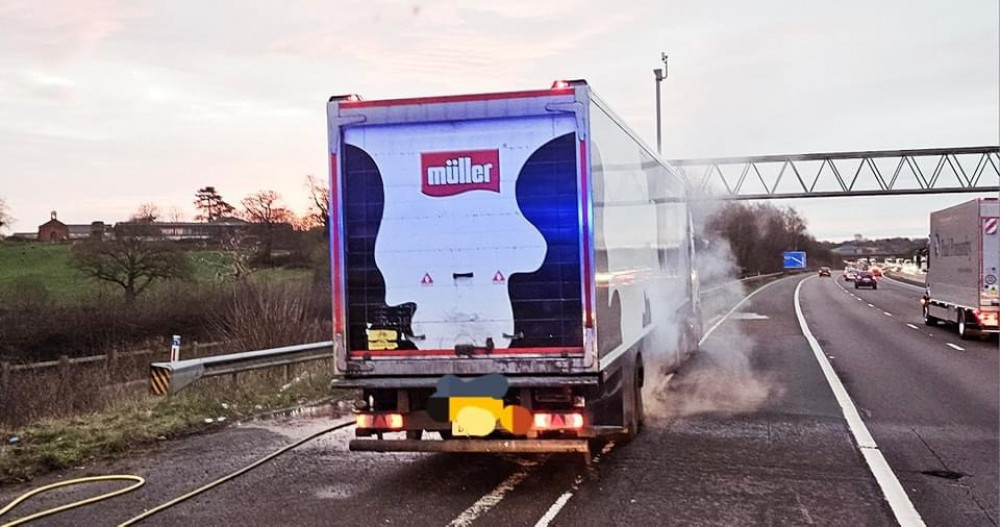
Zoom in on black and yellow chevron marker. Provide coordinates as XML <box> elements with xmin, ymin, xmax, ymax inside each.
<box><xmin>149</xmin><ymin>366</ymin><xmax>172</xmax><ymax>396</ymax></box>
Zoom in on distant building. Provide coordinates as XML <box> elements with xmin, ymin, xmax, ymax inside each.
<box><xmin>36</xmin><ymin>211</ymin><xmax>108</xmax><ymax>242</ymax></box>
<box><xmin>114</xmin><ymin>217</ymin><xmax>251</xmax><ymax>241</ymax></box>
<box><xmin>38</xmin><ymin>211</ymin><xmax>68</xmax><ymax>241</ymax></box>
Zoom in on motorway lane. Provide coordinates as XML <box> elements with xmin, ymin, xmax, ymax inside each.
<box><xmin>4</xmin><ymin>274</ymin><xmax>978</xmax><ymax>526</ymax></box>
<box><xmin>850</xmin><ymin>274</ymin><xmax>999</xmax><ymax>353</ymax></box>
<box><xmin>801</xmin><ymin>275</ymin><xmax>999</xmax><ymax>526</ymax></box>
<box><xmin>547</xmin><ymin>275</ymin><xmax>894</xmax><ymax>526</ymax></box>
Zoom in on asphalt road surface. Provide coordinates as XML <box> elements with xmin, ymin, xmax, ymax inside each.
<box><xmin>1</xmin><ymin>274</ymin><xmax>996</xmax><ymax>526</ymax></box>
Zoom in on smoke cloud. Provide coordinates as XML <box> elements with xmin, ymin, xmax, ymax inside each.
<box><xmin>641</xmin><ymin>200</ymin><xmax>784</xmax><ymax>421</ymax></box>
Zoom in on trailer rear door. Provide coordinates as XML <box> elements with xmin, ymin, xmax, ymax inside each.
<box><xmin>981</xmin><ymin>200</ymin><xmax>999</xmax><ymax>306</ymax></box>
<box><xmin>330</xmin><ymin>94</ymin><xmax>590</xmax><ymax>375</ymax></box>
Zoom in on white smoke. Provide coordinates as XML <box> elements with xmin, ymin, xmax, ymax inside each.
<box><xmin>641</xmin><ymin>200</ymin><xmax>784</xmax><ymax>421</ymax></box>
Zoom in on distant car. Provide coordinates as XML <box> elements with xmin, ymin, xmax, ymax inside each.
<box><xmin>844</xmin><ymin>270</ymin><xmax>857</xmax><ymax>281</ymax></box>
<box><xmin>818</xmin><ymin>267</ymin><xmax>831</xmax><ymax>277</ymax></box>
<box><xmin>854</xmin><ymin>271</ymin><xmax>877</xmax><ymax>289</ymax></box>
<box><xmin>870</xmin><ymin>266</ymin><xmax>882</xmax><ymax>277</ymax></box>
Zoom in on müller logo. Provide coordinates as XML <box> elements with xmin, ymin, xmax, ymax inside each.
<box><xmin>421</xmin><ymin>149</ymin><xmax>500</xmax><ymax>197</ymax></box>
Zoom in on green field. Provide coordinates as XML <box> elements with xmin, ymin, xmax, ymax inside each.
<box><xmin>0</xmin><ymin>242</ymin><xmax>311</xmax><ymax>304</ymax></box>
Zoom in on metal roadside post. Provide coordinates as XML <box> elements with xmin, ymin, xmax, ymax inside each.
<box><xmin>654</xmin><ymin>52</ymin><xmax>668</xmax><ymax>155</ymax></box>
<box><xmin>106</xmin><ymin>348</ymin><xmax>119</xmax><ymax>383</ymax></box>
<box><xmin>0</xmin><ymin>361</ymin><xmax>9</xmax><ymax>393</ymax></box>
<box><xmin>170</xmin><ymin>335</ymin><xmax>181</xmax><ymax>363</ymax></box>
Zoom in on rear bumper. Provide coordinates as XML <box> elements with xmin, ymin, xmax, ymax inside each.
<box><xmin>349</xmin><ymin>438</ymin><xmax>589</xmax><ymax>453</ymax></box>
<box><xmin>332</xmin><ymin>375</ymin><xmax>600</xmax><ymax>390</ymax></box>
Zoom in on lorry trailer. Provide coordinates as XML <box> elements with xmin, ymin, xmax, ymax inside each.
<box><xmin>922</xmin><ymin>197</ymin><xmax>1000</xmax><ymax>338</ymax></box>
<box><xmin>327</xmin><ymin>80</ymin><xmax>701</xmax><ymax>453</ymax></box>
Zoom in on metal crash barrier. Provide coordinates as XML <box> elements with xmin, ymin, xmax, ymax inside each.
<box><xmin>149</xmin><ymin>341</ymin><xmax>333</xmax><ymax>395</ymax></box>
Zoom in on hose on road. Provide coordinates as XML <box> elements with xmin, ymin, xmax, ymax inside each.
<box><xmin>0</xmin><ymin>419</ymin><xmax>355</xmax><ymax>526</ymax></box>
<box><xmin>0</xmin><ymin>476</ymin><xmax>146</xmax><ymax>527</ymax></box>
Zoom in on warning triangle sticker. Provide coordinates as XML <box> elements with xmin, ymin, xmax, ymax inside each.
<box><xmin>492</xmin><ymin>271</ymin><xmax>505</xmax><ymax>284</ymax></box>
<box><xmin>421</xmin><ymin>273</ymin><xmax>433</xmax><ymax>285</ymax></box>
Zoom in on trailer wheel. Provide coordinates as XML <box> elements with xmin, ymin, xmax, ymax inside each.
<box><xmin>635</xmin><ymin>363</ymin><xmax>645</xmax><ymax>430</ymax></box>
<box><xmin>958</xmin><ymin>311</ymin><xmax>973</xmax><ymax>340</ymax></box>
<box><xmin>624</xmin><ymin>361</ymin><xmax>644</xmax><ymax>441</ymax></box>
<box><xmin>923</xmin><ymin>305</ymin><xmax>938</xmax><ymax>326</ymax></box>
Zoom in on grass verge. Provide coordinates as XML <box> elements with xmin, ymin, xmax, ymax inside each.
<box><xmin>0</xmin><ymin>366</ymin><xmax>356</xmax><ymax>484</ymax></box>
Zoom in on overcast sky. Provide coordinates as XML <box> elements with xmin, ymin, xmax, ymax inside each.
<box><xmin>0</xmin><ymin>0</ymin><xmax>997</xmax><ymax>241</ymax></box>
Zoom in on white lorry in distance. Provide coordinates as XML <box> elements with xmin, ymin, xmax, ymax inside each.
<box><xmin>922</xmin><ymin>198</ymin><xmax>1000</xmax><ymax>339</ymax></box>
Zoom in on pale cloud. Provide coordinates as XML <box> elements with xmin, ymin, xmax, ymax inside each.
<box><xmin>0</xmin><ymin>0</ymin><xmax>995</xmax><ymax>238</ymax></box>
<box><xmin>0</xmin><ymin>0</ymin><xmax>146</xmax><ymax>61</ymax></box>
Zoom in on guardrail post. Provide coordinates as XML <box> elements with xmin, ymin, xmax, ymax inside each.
<box><xmin>193</xmin><ymin>341</ymin><xmax>201</xmax><ymax>357</ymax></box>
<box><xmin>59</xmin><ymin>355</ymin><xmax>69</xmax><ymax>382</ymax></box>
<box><xmin>1</xmin><ymin>361</ymin><xmax>10</xmax><ymax>391</ymax></box>
<box><xmin>106</xmin><ymin>348</ymin><xmax>118</xmax><ymax>383</ymax></box>
<box><xmin>283</xmin><ymin>364</ymin><xmax>290</xmax><ymax>383</ymax></box>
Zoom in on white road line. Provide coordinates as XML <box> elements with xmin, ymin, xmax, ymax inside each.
<box><xmin>867</xmin><ymin>303</ymin><xmax>875</xmax><ymax>308</ymax></box>
<box><xmin>699</xmin><ymin>277</ymin><xmax>785</xmax><ymax>346</ymax></box>
<box><xmin>533</xmin><ymin>441</ymin><xmax>617</xmax><ymax>527</ymax></box>
<box><xmin>448</xmin><ymin>458</ymin><xmax>544</xmax><ymax>527</ymax></box>
<box><xmin>795</xmin><ymin>277</ymin><xmax>925</xmax><ymax>527</ymax></box>
<box><xmin>906</xmin><ymin>324</ymin><xmax>918</xmax><ymax>330</ymax></box>
<box><xmin>883</xmin><ymin>312</ymin><xmax>892</xmax><ymax>317</ymax></box>
<box><xmin>946</xmin><ymin>343</ymin><xmax>965</xmax><ymax>351</ymax></box>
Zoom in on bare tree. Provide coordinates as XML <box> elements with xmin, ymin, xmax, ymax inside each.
<box><xmin>130</xmin><ymin>202</ymin><xmax>161</xmax><ymax>223</ymax></box>
<box><xmin>241</xmin><ymin>190</ymin><xmax>293</xmax><ymax>265</ymax></box>
<box><xmin>0</xmin><ymin>197</ymin><xmax>13</xmax><ymax>233</ymax></box>
<box><xmin>204</xmin><ymin>231</ymin><xmax>258</xmax><ymax>282</ymax></box>
<box><xmin>168</xmin><ymin>206</ymin><xmax>185</xmax><ymax>223</ymax></box>
<box><xmin>194</xmin><ymin>186</ymin><xmax>235</xmax><ymax>222</ymax></box>
<box><xmin>305</xmin><ymin>175</ymin><xmax>330</xmax><ymax>234</ymax></box>
<box><xmin>707</xmin><ymin>202</ymin><xmax>832</xmax><ymax>274</ymax></box>
<box><xmin>70</xmin><ymin>235</ymin><xmax>192</xmax><ymax>305</ymax></box>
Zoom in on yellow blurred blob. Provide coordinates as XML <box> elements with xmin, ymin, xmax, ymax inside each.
<box><xmin>453</xmin><ymin>405</ymin><xmax>497</xmax><ymax>437</ymax></box>
<box><xmin>447</xmin><ymin>397</ymin><xmax>503</xmax><ymax>422</ymax></box>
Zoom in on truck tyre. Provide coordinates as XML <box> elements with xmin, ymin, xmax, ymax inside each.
<box><xmin>958</xmin><ymin>311</ymin><xmax>973</xmax><ymax>340</ymax></box>
<box><xmin>635</xmin><ymin>365</ymin><xmax>645</xmax><ymax>430</ymax></box>
<box><xmin>923</xmin><ymin>305</ymin><xmax>938</xmax><ymax>326</ymax></box>
<box><xmin>623</xmin><ymin>361</ymin><xmax>644</xmax><ymax>442</ymax></box>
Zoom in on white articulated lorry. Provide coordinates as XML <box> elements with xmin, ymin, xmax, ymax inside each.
<box><xmin>922</xmin><ymin>197</ymin><xmax>1000</xmax><ymax>339</ymax></box>
<box><xmin>326</xmin><ymin>80</ymin><xmax>701</xmax><ymax>454</ymax></box>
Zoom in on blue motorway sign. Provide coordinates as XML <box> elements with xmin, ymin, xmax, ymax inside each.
<box><xmin>783</xmin><ymin>251</ymin><xmax>807</xmax><ymax>269</ymax></box>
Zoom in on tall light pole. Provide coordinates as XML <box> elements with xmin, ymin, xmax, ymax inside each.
<box><xmin>653</xmin><ymin>52</ymin><xmax>668</xmax><ymax>155</ymax></box>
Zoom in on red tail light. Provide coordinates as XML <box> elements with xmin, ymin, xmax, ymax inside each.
<box><xmin>356</xmin><ymin>413</ymin><xmax>404</xmax><ymax>430</ymax></box>
<box><xmin>551</xmin><ymin>80</ymin><xmax>571</xmax><ymax>90</ymax></box>
<box><xmin>974</xmin><ymin>309</ymin><xmax>998</xmax><ymax>327</ymax></box>
<box><xmin>532</xmin><ymin>412</ymin><xmax>584</xmax><ymax>430</ymax></box>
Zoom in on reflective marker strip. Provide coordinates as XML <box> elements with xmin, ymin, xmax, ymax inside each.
<box><xmin>150</xmin><ymin>367</ymin><xmax>171</xmax><ymax>396</ymax></box>
<box><xmin>946</xmin><ymin>343</ymin><xmax>965</xmax><ymax>351</ymax></box>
